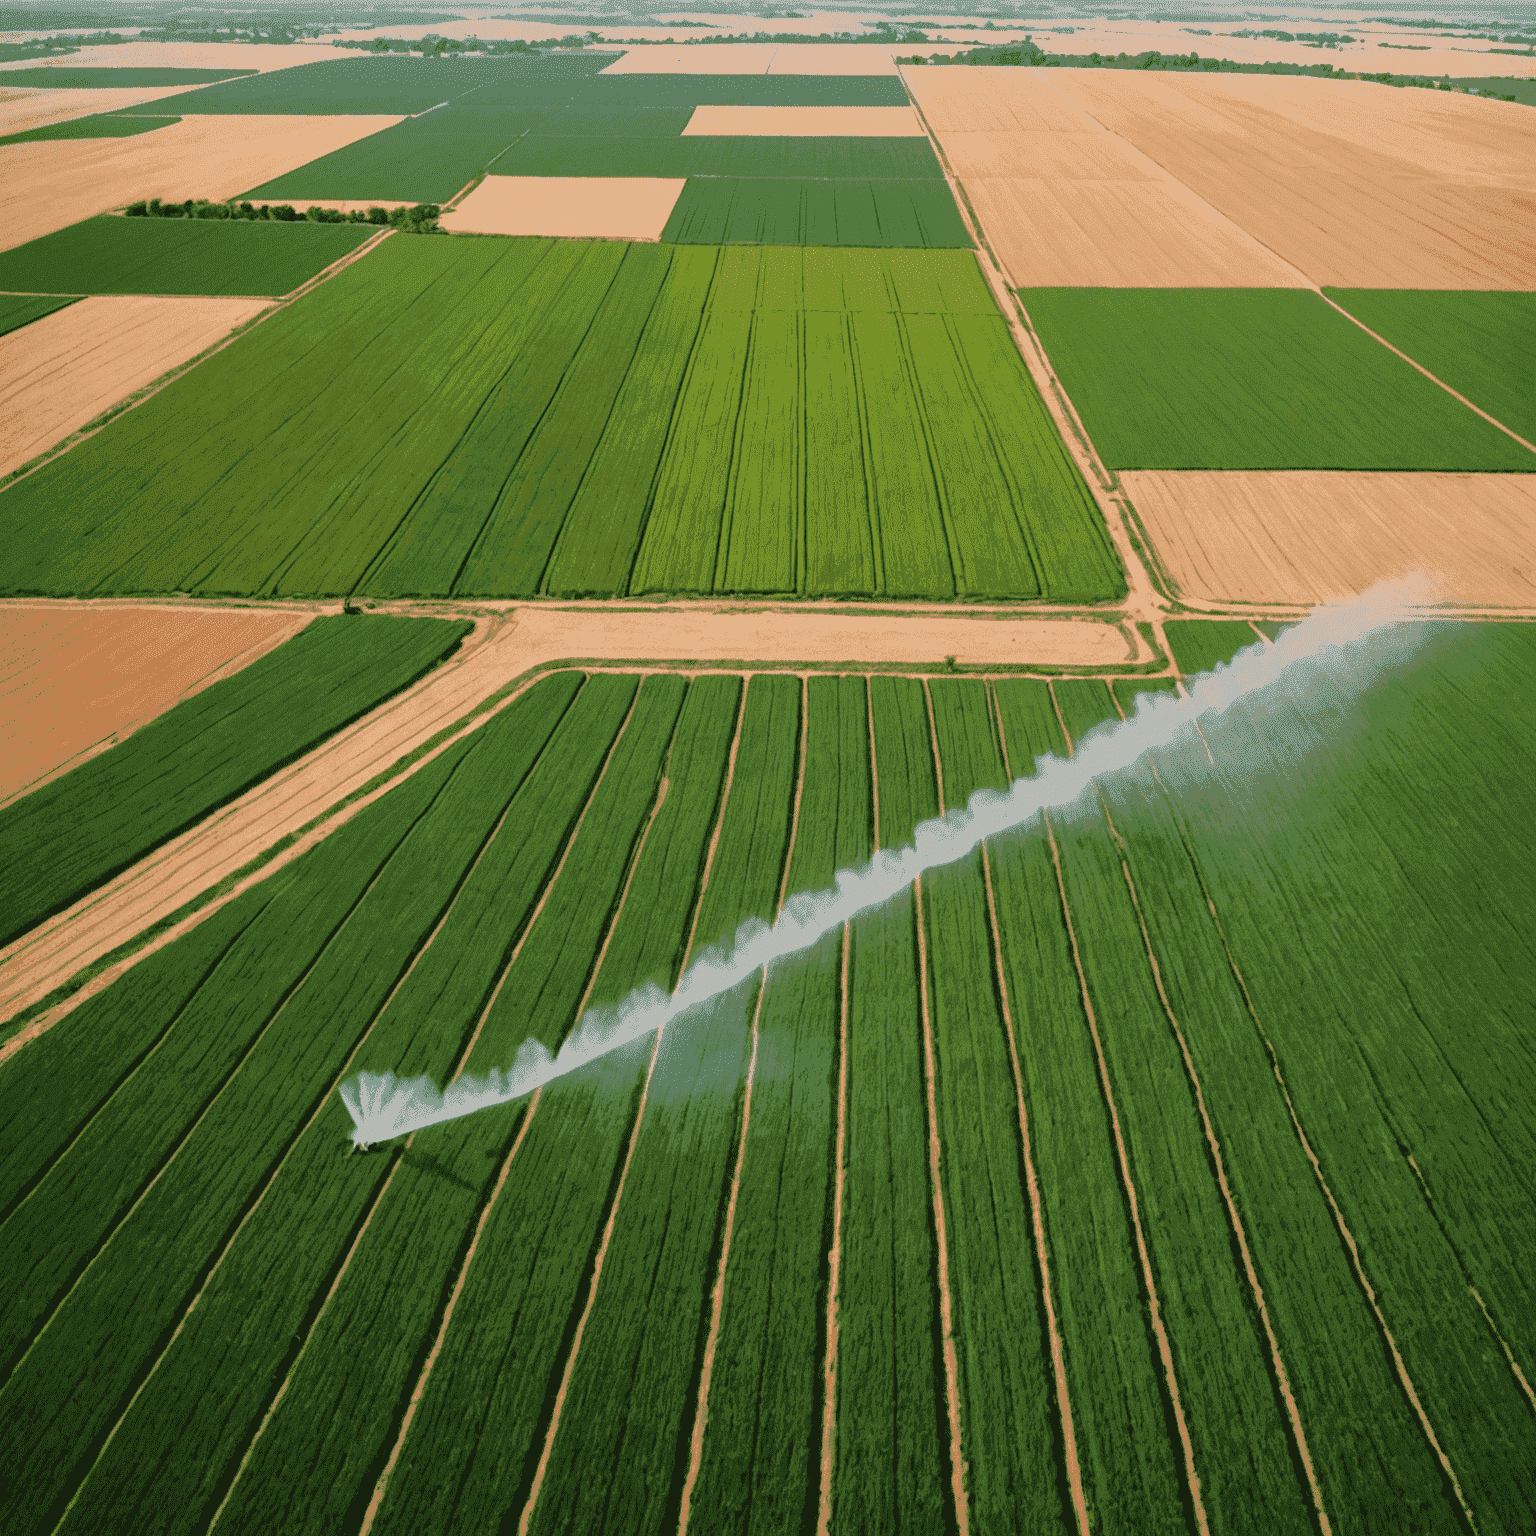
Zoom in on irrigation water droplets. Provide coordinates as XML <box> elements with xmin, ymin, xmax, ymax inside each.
<box><xmin>340</xmin><ymin>576</ymin><xmax>1434</xmax><ymax>1150</ymax></box>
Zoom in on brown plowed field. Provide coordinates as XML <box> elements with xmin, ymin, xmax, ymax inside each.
<box><xmin>1123</xmin><ymin>470</ymin><xmax>1536</xmax><ymax>608</ymax></box>
<box><xmin>682</xmin><ymin>104</ymin><xmax>924</xmax><ymax>135</ymax></box>
<box><xmin>439</xmin><ymin>176</ymin><xmax>687</xmax><ymax>241</ymax></box>
<box><xmin>1044</xmin><ymin>71</ymin><xmax>1536</xmax><ymax>287</ymax></box>
<box><xmin>0</xmin><ymin>113</ymin><xmax>402</xmax><ymax>251</ymax></box>
<box><xmin>0</xmin><ymin>294</ymin><xmax>269</xmax><ymax>479</ymax></box>
<box><xmin>904</xmin><ymin>68</ymin><xmax>1302</xmax><ymax>286</ymax></box>
<box><xmin>0</xmin><ymin>602</ymin><xmax>310</xmax><ymax>805</ymax></box>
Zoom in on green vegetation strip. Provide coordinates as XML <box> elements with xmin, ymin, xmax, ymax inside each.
<box><xmin>0</xmin><ymin>66</ymin><xmax>255</xmax><ymax>85</ymax></box>
<box><xmin>660</xmin><ymin>176</ymin><xmax>971</xmax><ymax>248</ymax></box>
<box><xmin>1325</xmin><ymin>288</ymin><xmax>1536</xmax><ymax>446</ymax></box>
<box><xmin>0</xmin><ymin>237</ymin><xmax>1122</xmax><ymax>604</ymax></box>
<box><xmin>494</xmin><ymin>133</ymin><xmax>943</xmax><ymax>179</ymax></box>
<box><xmin>0</xmin><ymin>614</ymin><xmax>470</xmax><ymax>951</ymax></box>
<box><xmin>244</xmin><ymin>103</ymin><xmax>563</xmax><ymax>205</ymax></box>
<box><xmin>0</xmin><ymin>214</ymin><xmax>377</xmax><ymax>298</ymax></box>
<box><xmin>0</xmin><ymin>113</ymin><xmax>177</xmax><ymax>147</ymax></box>
<box><xmin>1022</xmin><ymin>287</ymin><xmax>1534</xmax><ymax>471</ymax></box>
<box><xmin>0</xmin><ymin>292</ymin><xmax>80</xmax><ymax>338</ymax></box>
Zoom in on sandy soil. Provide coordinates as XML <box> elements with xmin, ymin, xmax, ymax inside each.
<box><xmin>682</xmin><ymin>103</ymin><xmax>923</xmax><ymax>135</ymax></box>
<box><xmin>0</xmin><ymin>113</ymin><xmax>402</xmax><ymax>251</ymax></box>
<box><xmin>1044</xmin><ymin>71</ymin><xmax>1536</xmax><ymax>286</ymax></box>
<box><xmin>0</xmin><ymin>602</ymin><xmax>1133</xmax><ymax>1033</ymax></box>
<box><xmin>0</xmin><ymin>294</ymin><xmax>268</xmax><ymax>479</ymax></box>
<box><xmin>907</xmin><ymin>69</ymin><xmax>1301</xmax><ymax>285</ymax></box>
<box><xmin>0</xmin><ymin>41</ymin><xmax>338</xmax><ymax>73</ymax></box>
<box><xmin>1123</xmin><ymin>470</ymin><xmax>1536</xmax><ymax>608</ymax></box>
<box><xmin>439</xmin><ymin>175</ymin><xmax>686</xmax><ymax>240</ymax></box>
<box><xmin>0</xmin><ymin>602</ymin><xmax>309</xmax><ymax>805</ymax></box>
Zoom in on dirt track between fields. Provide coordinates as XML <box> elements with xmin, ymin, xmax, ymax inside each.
<box><xmin>0</xmin><ymin>600</ymin><xmax>1145</xmax><ymax>1040</ymax></box>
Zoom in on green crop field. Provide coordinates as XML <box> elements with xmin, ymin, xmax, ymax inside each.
<box><xmin>0</xmin><ymin>236</ymin><xmax>1122</xmax><ymax>603</ymax></box>
<box><xmin>0</xmin><ymin>614</ymin><xmax>470</xmax><ymax>949</ymax></box>
<box><xmin>2</xmin><ymin>629</ymin><xmax>1532</xmax><ymax>1535</ymax></box>
<box><xmin>491</xmin><ymin>132</ymin><xmax>943</xmax><ymax>178</ymax></box>
<box><xmin>243</xmin><ymin>104</ymin><xmax>564</xmax><ymax>204</ymax></box>
<box><xmin>0</xmin><ymin>293</ymin><xmax>79</xmax><ymax>338</ymax></box>
<box><xmin>0</xmin><ymin>215</ymin><xmax>377</xmax><ymax>297</ymax></box>
<box><xmin>661</xmin><ymin>176</ymin><xmax>972</xmax><ymax>247</ymax></box>
<box><xmin>1022</xmin><ymin>287</ymin><xmax>1536</xmax><ymax>471</ymax></box>
<box><xmin>1325</xmin><ymin>288</ymin><xmax>1536</xmax><ymax>446</ymax></box>
<box><xmin>0</xmin><ymin>66</ymin><xmax>254</xmax><ymax>86</ymax></box>
<box><xmin>0</xmin><ymin>112</ymin><xmax>178</xmax><ymax>147</ymax></box>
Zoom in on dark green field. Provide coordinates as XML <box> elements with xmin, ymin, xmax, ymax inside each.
<box><xmin>0</xmin><ymin>215</ymin><xmax>377</xmax><ymax>297</ymax></box>
<box><xmin>0</xmin><ymin>66</ymin><xmax>254</xmax><ymax>86</ymax></box>
<box><xmin>1325</xmin><ymin>288</ymin><xmax>1536</xmax><ymax>445</ymax></box>
<box><xmin>1022</xmin><ymin>287</ymin><xmax>1535</xmax><ymax>471</ymax></box>
<box><xmin>2</xmin><ymin>626</ymin><xmax>1531</xmax><ymax>1536</ymax></box>
<box><xmin>0</xmin><ymin>113</ymin><xmax>178</xmax><ymax>148</ymax></box>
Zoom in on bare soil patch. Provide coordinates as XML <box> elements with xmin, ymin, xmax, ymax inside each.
<box><xmin>1124</xmin><ymin>470</ymin><xmax>1536</xmax><ymax>608</ymax></box>
<box><xmin>0</xmin><ymin>84</ymin><xmax>210</xmax><ymax>137</ymax></box>
<box><xmin>1045</xmin><ymin>71</ymin><xmax>1536</xmax><ymax>286</ymax></box>
<box><xmin>0</xmin><ymin>602</ymin><xmax>309</xmax><ymax>805</ymax></box>
<box><xmin>682</xmin><ymin>104</ymin><xmax>923</xmax><ymax>136</ymax></box>
<box><xmin>0</xmin><ymin>113</ymin><xmax>403</xmax><ymax>251</ymax></box>
<box><xmin>0</xmin><ymin>294</ymin><xmax>268</xmax><ymax>479</ymax></box>
<box><xmin>439</xmin><ymin>175</ymin><xmax>687</xmax><ymax>241</ymax></box>
<box><xmin>599</xmin><ymin>43</ymin><xmax>903</xmax><ymax>74</ymax></box>
<box><xmin>905</xmin><ymin>69</ymin><xmax>1300</xmax><ymax>286</ymax></box>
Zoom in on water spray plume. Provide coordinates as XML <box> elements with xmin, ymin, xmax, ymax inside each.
<box><xmin>340</xmin><ymin>576</ymin><xmax>1433</xmax><ymax>1149</ymax></box>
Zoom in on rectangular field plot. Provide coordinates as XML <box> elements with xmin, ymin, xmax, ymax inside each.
<box><xmin>0</xmin><ymin>614</ymin><xmax>470</xmax><ymax>949</ymax></box>
<box><xmin>1123</xmin><ymin>469</ymin><xmax>1536</xmax><ymax>607</ymax></box>
<box><xmin>491</xmin><ymin>132</ymin><xmax>943</xmax><ymax>179</ymax></box>
<box><xmin>4</xmin><ymin>643</ymin><xmax>1533</xmax><ymax>1536</ymax></box>
<box><xmin>660</xmin><ymin>176</ymin><xmax>971</xmax><ymax>247</ymax></box>
<box><xmin>0</xmin><ymin>214</ymin><xmax>375</xmax><ymax>297</ymax></box>
<box><xmin>1325</xmin><ymin>289</ymin><xmax>1536</xmax><ymax>448</ymax></box>
<box><xmin>1023</xmin><ymin>288</ymin><xmax>1535</xmax><ymax>471</ymax></box>
<box><xmin>0</xmin><ymin>67</ymin><xmax>255</xmax><ymax>87</ymax></box>
<box><xmin>683</xmin><ymin>104</ymin><xmax>924</xmax><ymax>135</ymax></box>
<box><xmin>440</xmin><ymin>176</ymin><xmax>687</xmax><ymax>240</ymax></box>
<box><xmin>243</xmin><ymin>103</ymin><xmax>562</xmax><ymax>205</ymax></box>
<box><xmin>0</xmin><ymin>237</ymin><xmax>1121</xmax><ymax>603</ymax></box>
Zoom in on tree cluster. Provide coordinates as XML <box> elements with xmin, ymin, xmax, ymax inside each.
<box><xmin>123</xmin><ymin>198</ymin><xmax>441</xmax><ymax>232</ymax></box>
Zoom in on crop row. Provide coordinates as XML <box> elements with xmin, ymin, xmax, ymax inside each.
<box><xmin>660</xmin><ymin>175</ymin><xmax>971</xmax><ymax>249</ymax></box>
<box><xmin>5</xmin><ymin>638</ymin><xmax>1528</xmax><ymax>1533</ymax></box>
<box><xmin>0</xmin><ymin>614</ymin><xmax>471</xmax><ymax>950</ymax></box>
<box><xmin>0</xmin><ymin>236</ymin><xmax>1124</xmax><ymax>604</ymax></box>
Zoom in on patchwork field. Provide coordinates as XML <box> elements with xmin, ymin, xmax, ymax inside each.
<box><xmin>0</xmin><ymin>613</ymin><xmax>469</xmax><ymax>947</ymax></box>
<box><xmin>0</xmin><ymin>601</ymin><xmax>308</xmax><ymax>802</ymax></box>
<box><xmin>3</xmin><ymin>634</ymin><xmax>1533</xmax><ymax>1536</ymax></box>
<box><xmin>1022</xmin><ymin>288</ymin><xmax>1535</xmax><ymax>471</ymax></box>
<box><xmin>0</xmin><ymin>214</ymin><xmax>376</xmax><ymax>297</ymax></box>
<box><xmin>0</xmin><ymin>238</ymin><xmax>1123</xmax><ymax>602</ymax></box>
<box><xmin>1123</xmin><ymin>470</ymin><xmax>1536</xmax><ymax>608</ymax></box>
<box><xmin>2</xmin><ymin>39</ymin><xmax>1533</xmax><ymax>1536</ymax></box>
<box><xmin>0</xmin><ymin>292</ymin><xmax>268</xmax><ymax>479</ymax></box>
<box><xmin>0</xmin><ymin>113</ymin><xmax>402</xmax><ymax>250</ymax></box>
